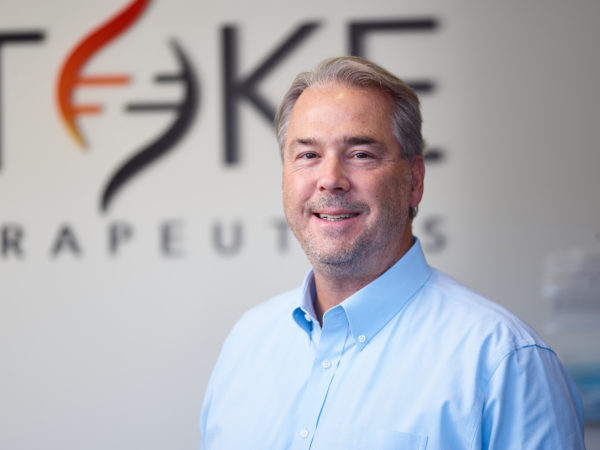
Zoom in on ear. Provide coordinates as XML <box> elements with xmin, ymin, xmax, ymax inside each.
<box><xmin>409</xmin><ymin>156</ymin><xmax>425</xmax><ymax>208</ymax></box>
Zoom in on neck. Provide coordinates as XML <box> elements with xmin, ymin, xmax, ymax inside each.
<box><xmin>311</xmin><ymin>232</ymin><xmax>414</xmax><ymax>325</ymax></box>
<box><xmin>312</xmin><ymin>270</ymin><xmax>374</xmax><ymax>324</ymax></box>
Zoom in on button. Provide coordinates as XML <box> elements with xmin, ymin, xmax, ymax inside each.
<box><xmin>322</xmin><ymin>359</ymin><xmax>331</xmax><ymax>369</ymax></box>
<box><xmin>304</xmin><ymin>313</ymin><xmax>312</xmax><ymax>322</ymax></box>
<box><xmin>358</xmin><ymin>334</ymin><xmax>366</xmax><ymax>343</ymax></box>
<box><xmin>299</xmin><ymin>428</ymin><xmax>309</xmax><ymax>438</ymax></box>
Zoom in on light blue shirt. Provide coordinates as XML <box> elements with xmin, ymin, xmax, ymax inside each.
<box><xmin>200</xmin><ymin>240</ymin><xmax>584</xmax><ymax>449</ymax></box>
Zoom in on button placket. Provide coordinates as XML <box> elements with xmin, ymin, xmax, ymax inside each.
<box><xmin>291</xmin><ymin>307</ymin><xmax>349</xmax><ymax>449</ymax></box>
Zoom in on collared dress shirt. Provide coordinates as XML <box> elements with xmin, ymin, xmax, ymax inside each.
<box><xmin>200</xmin><ymin>240</ymin><xmax>584</xmax><ymax>449</ymax></box>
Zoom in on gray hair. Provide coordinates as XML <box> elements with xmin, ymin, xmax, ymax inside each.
<box><xmin>274</xmin><ymin>56</ymin><xmax>423</xmax><ymax>160</ymax></box>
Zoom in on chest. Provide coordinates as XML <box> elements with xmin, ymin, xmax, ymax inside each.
<box><xmin>208</xmin><ymin>322</ymin><xmax>484</xmax><ymax>449</ymax></box>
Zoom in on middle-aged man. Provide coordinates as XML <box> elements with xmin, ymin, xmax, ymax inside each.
<box><xmin>200</xmin><ymin>56</ymin><xmax>585</xmax><ymax>449</ymax></box>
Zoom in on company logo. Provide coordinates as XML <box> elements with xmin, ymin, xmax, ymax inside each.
<box><xmin>1</xmin><ymin>11</ymin><xmax>450</xmax><ymax>259</ymax></box>
<box><xmin>56</xmin><ymin>0</ymin><xmax>198</xmax><ymax>212</ymax></box>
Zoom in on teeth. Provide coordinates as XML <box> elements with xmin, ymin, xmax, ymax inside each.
<box><xmin>318</xmin><ymin>213</ymin><xmax>357</xmax><ymax>221</ymax></box>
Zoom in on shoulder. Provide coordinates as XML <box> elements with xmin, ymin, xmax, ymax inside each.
<box><xmin>422</xmin><ymin>269</ymin><xmax>548</xmax><ymax>351</ymax></box>
<box><xmin>203</xmin><ymin>286</ymin><xmax>302</xmax><ymax>391</ymax></box>
<box><xmin>200</xmin><ymin>286</ymin><xmax>305</xmax><ymax>441</ymax></box>
<box><xmin>419</xmin><ymin>270</ymin><xmax>584</xmax><ymax>445</ymax></box>
<box><xmin>229</xmin><ymin>287</ymin><xmax>301</xmax><ymax>336</ymax></box>
<box><xmin>215</xmin><ymin>286</ymin><xmax>303</xmax><ymax>360</ymax></box>
<box><xmin>403</xmin><ymin>268</ymin><xmax>556</xmax><ymax>387</ymax></box>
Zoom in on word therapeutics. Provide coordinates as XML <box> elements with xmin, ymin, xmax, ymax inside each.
<box><xmin>0</xmin><ymin>219</ymin><xmax>294</xmax><ymax>259</ymax></box>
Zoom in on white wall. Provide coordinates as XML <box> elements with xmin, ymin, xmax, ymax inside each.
<box><xmin>1</xmin><ymin>0</ymin><xmax>599</xmax><ymax>448</ymax></box>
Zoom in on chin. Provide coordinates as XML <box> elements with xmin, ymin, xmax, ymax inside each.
<box><xmin>308</xmin><ymin>245</ymin><xmax>363</xmax><ymax>267</ymax></box>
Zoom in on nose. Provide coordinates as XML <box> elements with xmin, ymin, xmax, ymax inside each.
<box><xmin>318</xmin><ymin>155</ymin><xmax>350</xmax><ymax>192</ymax></box>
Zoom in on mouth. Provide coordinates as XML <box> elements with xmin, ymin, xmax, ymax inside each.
<box><xmin>315</xmin><ymin>213</ymin><xmax>359</xmax><ymax>222</ymax></box>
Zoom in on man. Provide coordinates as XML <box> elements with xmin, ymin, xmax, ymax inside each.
<box><xmin>200</xmin><ymin>56</ymin><xmax>584</xmax><ymax>449</ymax></box>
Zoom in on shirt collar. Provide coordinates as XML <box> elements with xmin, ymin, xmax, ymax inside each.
<box><xmin>292</xmin><ymin>271</ymin><xmax>318</xmax><ymax>334</ymax></box>
<box><xmin>293</xmin><ymin>238</ymin><xmax>432</xmax><ymax>350</ymax></box>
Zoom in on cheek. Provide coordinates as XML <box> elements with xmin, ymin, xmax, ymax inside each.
<box><xmin>282</xmin><ymin>175</ymin><xmax>304</xmax><ymax>212</ymax></box>
<box><xmin>371</xmin><ymin>176</ymin><xmax>412</xmax><ymax>210</ymax></box>
<box><xmin>283</xmin><ymin>170</ymin><xmax>310</xmax><ymax>197</ymax></box>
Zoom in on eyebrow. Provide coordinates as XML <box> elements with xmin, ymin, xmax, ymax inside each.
<box><xmin>293</xmin><ymin>138</ymin><xmax>319</xmax><ymax>147</ymax></box>
<box><xmin>288</xmin><ymin>135</ymin><xmax>384</xmax><ymax>151</ymax></box>
<box><xmin>343</xmin><ymin>136</ymin><xmax>380</xmax><ymax>147</ymax></box>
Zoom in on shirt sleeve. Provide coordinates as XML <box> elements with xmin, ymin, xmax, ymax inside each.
<box><xmin>480</xmin><ymin>344</ymin><xmax>585</xmax><ymax>449</ymax></box>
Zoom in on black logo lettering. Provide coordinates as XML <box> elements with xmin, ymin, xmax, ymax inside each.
<box><xmin>222</xmin><ymin>23</ymin><xmax>320</xmax><ymax>165</ymax></box>
<box><xmin>0</xmin><ymin>31</ymin><xmax>45</xmax><ymax>170</ymax></box>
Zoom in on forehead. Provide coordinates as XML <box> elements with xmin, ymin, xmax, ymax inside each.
<box><xmin>286</xmin><ymin>83</ymin><xmax>394</xmax><ymax>142</ymax></box>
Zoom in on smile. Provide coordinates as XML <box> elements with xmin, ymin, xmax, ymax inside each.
<box><xmin>316</xmin><ymin>213</ymin><xmax>359</xmax><ymax>221</ymax></box>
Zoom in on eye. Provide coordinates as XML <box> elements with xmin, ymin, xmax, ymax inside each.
<box><xmin>352</xmin><ymin>152</ymin><xmax>372</xmax><ymax>159</ymax></box>
<box><xmin>300</xmin><ymin>152</ymin><xmax>318</xmax><ymax>159</ymax></box>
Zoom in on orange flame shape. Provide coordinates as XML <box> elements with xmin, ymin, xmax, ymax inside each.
<box><xmin>57</xmin><ymin>0</ymin><xmax>150</xmax><ymax>147</ymax></box>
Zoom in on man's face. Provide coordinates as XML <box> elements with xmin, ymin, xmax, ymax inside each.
<box><xmin>282</xmin><ymin>83</ymin><xmax>424</xmax><ymax>276</ymax></box>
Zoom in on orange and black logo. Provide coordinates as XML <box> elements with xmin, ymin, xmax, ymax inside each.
<box><xmin>56</xmin><ymin>0</ymin><xmax>198</xmax><ymax>212</ymax></box>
